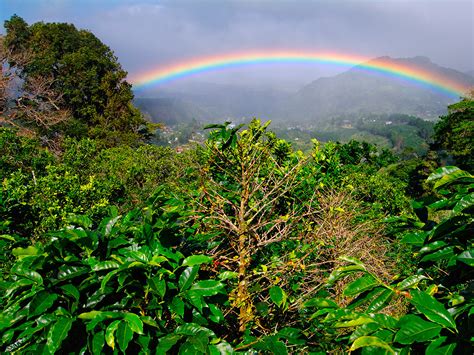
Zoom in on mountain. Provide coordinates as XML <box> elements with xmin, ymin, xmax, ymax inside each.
<box><xmin>466</xmin><ymin>70</ymin><xmax>474</xmax><ymax>78</ymax></box>
<box><xmin>277</xmin><ymin>56</ymin><xmax>474</xmax><ymax>123</ymax></box>
<box><xmin>134</xmin><ymin>56</ymin><xmax>474</xmax><ymax>126</ymax></box>
<box><xmin>134</xmin><ymin>82</ymin><xmax>289</xmax><ymax>124</ymax></box>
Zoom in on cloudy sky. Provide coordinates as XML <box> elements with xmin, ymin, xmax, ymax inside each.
<box><xmin>1</xmin><ymin>0</ymin><xmax>472</xmax><ymax>89</ymax></box>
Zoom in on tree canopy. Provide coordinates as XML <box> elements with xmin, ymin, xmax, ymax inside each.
<box><xmin>1</xmin><ymin>15</ymin><xmax>144</xmax><ymax>147</ymax></box>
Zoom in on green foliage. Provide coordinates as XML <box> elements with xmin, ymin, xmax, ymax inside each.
<box><xmin>0</xmin><ymin>202</ymin><xmax>231</xmax><ymax>353</ymax></box>
<box><xmin>3</xmin><ymin>15</ymin><xmax>144</xmax><ymax>146</ymax></box>
<box><xmin>434</xmin><ymin>93</ymin><xmax>474</xmax><ymax>171</ymax></box>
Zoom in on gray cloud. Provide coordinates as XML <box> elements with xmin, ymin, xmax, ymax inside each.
<box><xmin>1</xmin><ymin>0</ymin><xmax>472</xmax><ymax>88</ymax></box>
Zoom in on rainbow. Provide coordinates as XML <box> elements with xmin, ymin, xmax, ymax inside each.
<box><xmin>131</xmin><ymin>51</ymin><xmax>471</xmax><ymax>97</ymax></box>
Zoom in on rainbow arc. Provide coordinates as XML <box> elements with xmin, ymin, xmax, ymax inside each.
<box><xmin>131</xmin><ymin>51</ymin><xmax>471</xmax><ymax>97</ymax></box>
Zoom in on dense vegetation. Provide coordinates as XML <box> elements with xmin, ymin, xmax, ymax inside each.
<box><xmin>1</xmin><ymin>17</ymin><xmax>472</xmax><ymax>354</ymax></box>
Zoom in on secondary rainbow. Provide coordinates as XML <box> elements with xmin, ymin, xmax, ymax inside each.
<box><xmin>131</xmin><ymin>51</ymin><xmax>470</xmax><ymax>97</ymax></box>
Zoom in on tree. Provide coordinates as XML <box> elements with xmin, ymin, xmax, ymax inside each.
<box><xmin>2</xmin><ymin>15</ymin><xmax>144</xmax><ymax>147</ymax></box>
<box><xmin>433</xmin><ymin>91</ymin><xmax>474</xmax><ymax>171</ymax></box>
<box><xmin>193</xmin><ymin>120</ymin><xmax>310</xmax><ymax>332</ymax></box>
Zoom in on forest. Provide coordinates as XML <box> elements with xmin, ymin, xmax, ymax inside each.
<box><xmin>0</xmin><ymin>16</ymin><xmax>473</xmax><ymax>354</ymax></box>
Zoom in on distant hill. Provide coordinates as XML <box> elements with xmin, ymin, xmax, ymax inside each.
<box><xmin>134</xmin><ymin>56</ymin><xmax>474</xmax><ymax>126</ymax></box>
<box><xmin>466</xmin><ymin>70</ymin><xmax>474</xmax><ymax>78</ymax></box>
<box><xmin>277</xmin><ymin>56</ymin><xmax>474</xmax><ymax>123</ymax></box>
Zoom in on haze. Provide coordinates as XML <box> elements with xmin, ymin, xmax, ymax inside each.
<box><xmin>1</xmin><ymin>0</ymin><xmax>472</xmax><ymax>90</ymax></box>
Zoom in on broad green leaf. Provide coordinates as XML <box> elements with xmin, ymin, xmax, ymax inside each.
<box><xmin>217</xmin><ymin>271</ymin><xmax>238</xmax><ymax>280</ymax></box>
<box><xmin>46</xmin><ymin>317</ymin><xmax>73</xmax><ymax>354</ymax></box>
<box><xmin>343</xmin><ymin>274</ymin><xmax>380</xmax><ymax>297</ymax></box>
<box><xmin>367</xmin><ymin>289</ymin><xmax>393</xmax><ymax>312</ymax></box>
<box><xmin>209</xmin><ymin>341</ymin><xmax>234</xmax><ymax>355</ymax></box>
<box><xmin>124</xmin><ymin>313</ymin><xmax>144</xmax><ymax>335</ymax></box>
<box><xmin>396</xmin><ymin>275</ymin><xmax>427</xmax><ymax>290</ymax></box>
<box><xmin>60</xmin><ymin>284</ymin><xmax>80</xmax><ymax>302</ymax></box>
<box><xmin>170</xmin><ymin>297</ymin><xmax>185</xmax><ymax>318</ymax></box>
<box><xmin>427</xmin><ymin>166</ymin><xmax>460</xmax><ymax>181</ymax></box>
<box><xmin>179</xmin><ymin>266</ymin><xmax>199</xmax><ymax>291</ymax></box>
<box><xmin>453</xmin><ymin>193</ymin><xmax>474</xmax><ymax>213</ymax></box>
<box><xmin>190</xmin><ymin>280</ymin><xmax>224</xmax><ymax>296</ymax></box>
<box><xmin>401</xmin><ymin>232</ymin><xmax>427</xmax><ymax>247</ymax></box>
<box><xmin>12</xmin><ymin>246</ymin><xmax>39</xmax><ymax>257</ymax></box>
<box><xmin>335</xmin><ymin>316</ymin><xmax>376</xmax><ymax>328</ymax></box>
<box><xmin>410</xmin><ymin>290</ymin><xmax>457</xmax><ymax>329</ymax></box>
<box><xmin>28</xmin><ymin>291</ymin><xmax>58</xmax><ymax>318</ymax></box>
<box><xmin>349</xmin><ymin>336</ymin><xmax>394</xmax><ymax>353</ymax></box>
<box><xmin>91</xmin><ymin>330</ymin><xmax>105</xmax><ymax>355</ymax></box>
<box><xmin>66</xmin><ymin>214</ymin><xmax>92</xmax><ymax>228</ymax></box>
<box><xmin>394</xmin><ymin>315</ymin><xmax>442</xmax><ymax>344</ymax></box>
<box><xmin>420</xmin><ymin>247</ymin><xmax>455</xmax><ymax>263</ymax></box>
<box><xmin>182</xmin><ymin>255</ymin><xmax>213</xmax><ymax>267</ymax></box>
<box><xmin>269</xmin><ymin>286</ymin><xmax>286</xmax><ymax>307</ymax></box>
<box><xmin>327</xmin><ymin>264</ymin><xmax>366</xmax><ymax>285</ymax></box>
<box><xmin>208</xmin><ymin>304</ymin><xmax>224</xmax><ymax>323</ymax></box>
<box><xmin>157</xmin><ymin>334</ymin><xmax>182</xmax><ymax>353</ymax></box>
<box><xmin>105</xmin><ymin>320</ymin><xmax>121</xmax><ymax>350</ymax></box>
<box><xmin>175</xmin><ymin>323</ymin><xmax>216</xmax><ymax>337</ymax></box>
<box><xmin>433</xmin><ymin>169</ymin><xmax>472</xmax><ymax>189</ymax></box>
<box><xmin>116</xmin><ymin>320</ymin><xmax>134</xmax><ymax>353</ymax></box>
<box><xmin>457</xmin><ymin>249</ymin><xmax>474</xmax><ymax>266</ymax></box>
<box><xmin>148</xmin><ymin>277</ymin><xmax>166</xmax><ymax>298</ymax></box>
<box><xmin>302</xmin><ymin>298</ymin><xmax>339</xmax><ymax>309</ymax></box>
<box><xmin>92</xmin><ymin>260</ymin><xmax>120</xmax><ymax>271</ymax></box>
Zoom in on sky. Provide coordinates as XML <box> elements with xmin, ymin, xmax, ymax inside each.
<box><xmin>1</xmin><ymin>0</ymin><xmax>473</xmax><ymax>90</ymax></box>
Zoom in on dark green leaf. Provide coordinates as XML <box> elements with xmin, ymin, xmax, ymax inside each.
<box><xmin>457</xmin><ymin>249</ymin><xmax>474</xmax><ymax>266</ymax></box>
<box><xmin>116</xmin><ymin>320</ymin><xmax>134</xmax><ymax>353</ymax></box>
<box><xmin>350</xmin><ymin>336</ymin><xmax>395</xmax><ymax>353</ymax></box>
<box><xmin>179</xmin><ymin>266</ymin><xmax>199</xmax><ymax>291</ymax></box>
<box><xmin>410</xmin><ymin>290</ymin><xmax>457</xmax><ymax>329</ymax></box>
<box><xmin>46</xmin><ymin>317</ymin><xmax>73</xmax><ymax>354</ymax></box>
<box><xmin>367</xmin><ymin>289</ymin><xmax>393</xmax><ymax>312</ymax></box>
<box><xmin>269</xmin><ymin>286</ymin><xmax>286</xmax><ymax>307</ymax></box>
<box><xmin>91</xmin><ymin>330</ymin><xmax>105</xmax><ymax>355</ymax></box>
<box><xmin>394</xmin><ymin>315</ymin><xmax>442</xmax><ymax>344</ymax></box>
<box><xmin>182</xmin><ymin>255</ymin><xmax>213</xmax><ymax>267</ymax></box>
<box><xmin>28</xmin><ymin>291</ymin><xmax>58</xmax><ymax>318</ymax></box>
<box><xmin>343</xmin><ymin>274</ymin><xmax>380</xmax><ymax>297</ymax></box>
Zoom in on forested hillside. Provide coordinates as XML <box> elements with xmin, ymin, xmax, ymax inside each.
<box><xmin>1</xmin><ymin>17</ymin><xmax>473</xmax><ymax>354</ymax></box>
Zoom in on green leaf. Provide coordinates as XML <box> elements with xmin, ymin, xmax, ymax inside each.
<box><xmin>148</xmin><ymin>277</ymin><xmax>166</xmax><ymax>298</ymax></box>
<box><xmin>427</xmin><ymin>166</ymin><xmax>461</xmax><ymax>181</ymax></box>
<box><xmin>182</xmin><ymin>255</ymin><xmax>213</xmax><ymax>267</ymax></box>
<box><xmin>179</xmin><ymin>266</ymin><xmax>199</xmax><ymax>291</ymax></box>
<box><xmin>190</xmin><ymin>280</ymin><xmax>224</xmax><ymax>296</ymax></box>
<box><xmin>170</xmin><ymin>297</ymin><xmax>185</xmax><ymax>318</ymax></box>
<box><xmin>91</xmin><ymin>330</ymin><xmax>105</xmax><ymax>355</ymax></box>
<box><xmin>401</xmin><ymin>232</ymin><xmax>427</xmax><ymax>247</ymax></box>
<box><xmin>92</xmin><ymin>260</ymin><xmax>120</xmax><ymax>271</ymax></box>
<box><xmin>433</xmin><ymin>169</ymin><xmax>472</xmax><ymax>189</ymax></box>
<box><xmin>367</xmin><ymin>289</ymin><xmax>393</xmax><ymax>312</ymax></box>
<box><xmin>410</xmin><ymin>290</ymin><xmax>457</xmax><ymax>330</ymax></box>
<box><xmin>453</xmin><ymin>193</ymin><xmax>474</xmax><ymax>213</ymax></box>
<box><xmin>269</xmin><ymin>286</ymin><xmax>287</xmax><ymax>308</ymax></box>
<box><xmin>335</xmin><ymin>316</ymin><xmax>376</xmax><ymax>328</ymax></box>
<box><xmin>208</xmin><ymin>304</ymin><xmax>224</xmax><ymax>323</ymax></box>
<box><xmin>396</xmin><ymin>275</ymin><xmax>427</xmax><ymax>290</ymax></box>
<box><xmin>28</xmin><ymin>291</ymin><xmax>58</xmax><ymax>318</ymax></box>
<box><xmin>157</xmin><ymin>334</ymin><xmax>182</xmax><ymax>353</ymax></box>
<box><xmin>420</xmin><ymin>247</ymin><xmax>455</xmax><ymax>263</ymax></box>
<box><xmin>12</xmin><ymin>246</ymin><xmax>39</xmax><ymax>257</ymax></box>
<box><xmin>302</xmin><ymin>298</ymin><xmax>339</xmax><ymax>309</ymax></box>
<box><xmin>327</xmin><ymin>264</ymin><xmax>366</xmax><ymax>285</ymax></box>
<box><xmin>105</xmin><ymin>320</ymin><xmax>121</xmax><ymax>350</ymax></box>
<box><xmin>343</xmin><ymin>274</ymin><xmax>380</xmax><ymax>297</ymax></box>
<box><xmin>46</xmin><ymin>317</ymin><xmax>73</xmax><ymax>354</ymax></box>
<box><xmin>124</xmin><ymin>313</ymin><xmax>144</xmax><ymax>334</ymax></box>
<box><xmin>457</xmin><ymin>249</ymin><xmax>474</xmax><ymax>266</ymax></box>
<box><xmin>394</xmin><ymin>315</ymin><xmax>442</xmax><ymax>344</ymax></box>
<box><xmin>349</xmin><ymin>336</ymin><xmax>395</xmax><ymax>353</ymax></box>
<box><xmin>66</xmin><ymin>214</ymin><xmax>93</xmax><ymax>228</ymax></box>
<box><xmin>116</xmin><ymin>320</ymin><xmax>134</xmax><ymax>353</ymax></box>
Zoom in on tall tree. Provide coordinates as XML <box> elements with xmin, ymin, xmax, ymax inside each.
<box><xmin>2</xmin><ymin>15</ymin><xmax>144</xmax><ymax>147</ymax></box>
<box><xmin>433</xmin><ymin>91</ymin><xmax>474</xmax><ymax>171</ymax></box>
